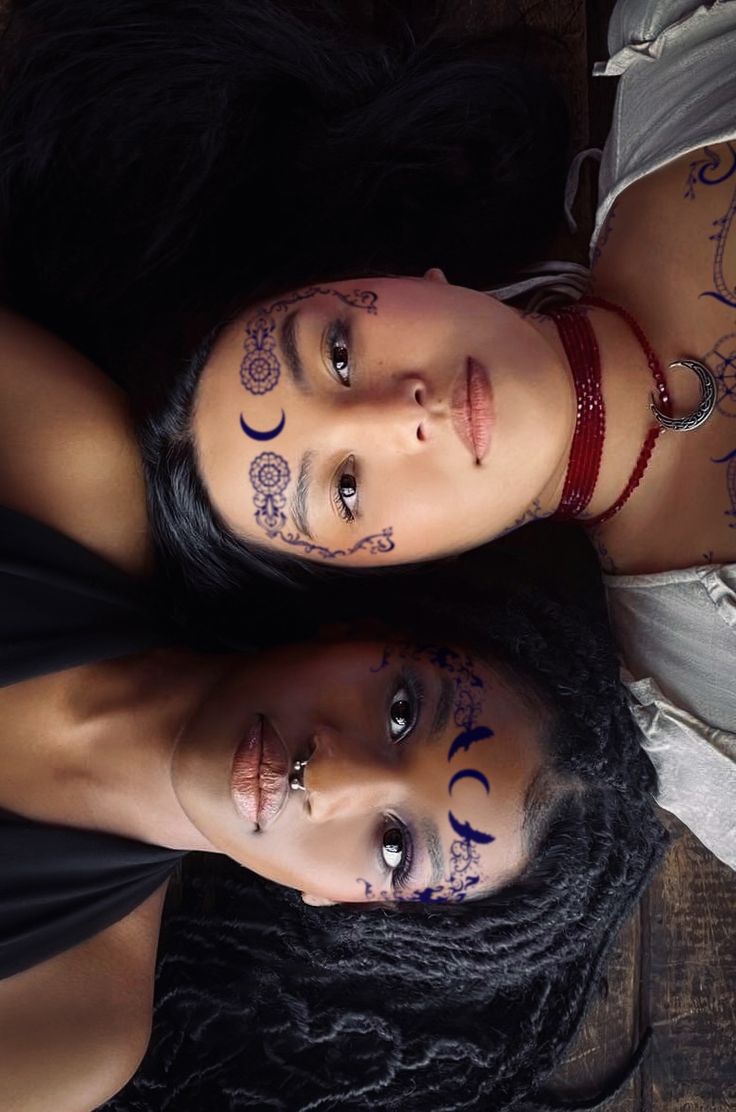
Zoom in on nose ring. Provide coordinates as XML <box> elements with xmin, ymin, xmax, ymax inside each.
<box><xmin>290</xmin><ymin>755</ymin><xmax>311</xmax><ymax>792</ymax></box>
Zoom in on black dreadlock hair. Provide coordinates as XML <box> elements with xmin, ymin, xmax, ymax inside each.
<box><xmin>102</xmin><ymin>553</ymin><xmax>667</xmax><ymax>1112</ymax></box>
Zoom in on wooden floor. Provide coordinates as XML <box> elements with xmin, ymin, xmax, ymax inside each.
<box><xmin>552</xmin><ymin>818</ymin><xmax>736</xmax><ymax>1110</ymax></box>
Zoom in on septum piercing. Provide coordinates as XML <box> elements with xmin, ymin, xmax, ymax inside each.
<box><xmin>290</xmin><ymin>755</ymin><xmax>311</xmax><ymax>792</ymax></box>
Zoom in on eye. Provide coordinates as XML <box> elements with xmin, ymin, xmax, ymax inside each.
<box><xmin>327</xmin><ymin>321</ymin><xmax>351</xmax><ymax>387</ymax></box>
<box><xmin>389</xmin><ymin>686</ymin><xmax>413</xmax><ymax>742</ymax></box>
<box><xmin>334</xmin><ymin>456</ymin><xmax>358</xmax><ymax>523</ymax></box>
<box><xmin>381</xmin><ymin>825</ymin><xmax>404</xmax><ymax>869</ymax></box>
<box><xmin>388</xmin><ymin>673</ymin><xmax>423</xmax><ymax>744</ymax></box>
<box><xmin>380</xmin><ymin>819</ymin><xmax>414</xmax><ymax>890</ymax></box>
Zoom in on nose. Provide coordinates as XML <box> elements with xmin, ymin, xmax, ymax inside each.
<box><xmin>304</xmin><ymin>732</ymin><xmax>402</xmax><ymax>824</ymax></box>
<box><xmin>350</xmin><ymin>374</ymin><xmax>430</xmax><ymax>452</ymax></box>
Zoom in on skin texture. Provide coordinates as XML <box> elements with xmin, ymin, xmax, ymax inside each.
<box><xmin>193</xmin><ymin>271</ymin><xmax>575</xmax><ymax>565</ymax></box>
<box><xmin>194</xmin><ymin>143</ymin><xmax>736</xmax><ymax>576</ymax></box>
<box><xmin>171</xmin><ymin>639</ymin><xmax>543</xmax><ymax>904</ymax></box>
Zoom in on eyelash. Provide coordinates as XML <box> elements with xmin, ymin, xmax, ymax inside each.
<box><xmin>387</xmin><ymin>669</ymin><xmax>425</xmax><ymax>745</ymax></box>
<box><xmin>380</xmin><ymin>670</ymin><xmax>423</xmax><ymax>891</ymax></box>
<box><xmin>332</xmin><ymin>456</ymin><xmax>358</xmax><ymax>523</ymax></box>
<box><xmin>326</xmin><ymin>320</ymin><xmax>351</xmax><ymax>387</ymax></box>
<box><xmin>386</xmin><ymin>817</ymin><xmax>415</xmax><ymax>893</ymax></box>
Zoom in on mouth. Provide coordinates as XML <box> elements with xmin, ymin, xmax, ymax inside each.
<box><xmin>451</xmin><ymin>357</ymin><xmax>493</xmax><ymax>463</ymax></box>
<box><xmin>230</xmin><ymin>714</ymin><xmax>289</xmax><ymax>829</ymax></box>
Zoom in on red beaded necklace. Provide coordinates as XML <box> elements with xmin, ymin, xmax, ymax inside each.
<box><xmin>549</xmin><ymin>296</ymin><xmax>673</xmax><ymax>527</ymax></box>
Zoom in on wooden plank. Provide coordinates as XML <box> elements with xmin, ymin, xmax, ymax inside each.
<box><xmin>646</xmin><ymin>821</ymin><xmax>736</xmax><ymax>1112</ymax></box>
<box><xmin>550</xmin><ymin>896</ymin><xmax>641</xmax><ymax>1110</ymax></box>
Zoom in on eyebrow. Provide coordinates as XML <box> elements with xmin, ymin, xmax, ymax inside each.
<box><xmin>419</xmin><ymin>817</ymin><xmax>445</xmax><ymax>889</ymax></box>
<box><xmin>280</xmin><ymin>310</ymin><xmax>309</xmax><ymax>392</ymax></box>
<box><xmin>289</xmin><ymin>451</ymin><xmax>315</xmax><ymax>539</ymax></box>
<box><xmin>430</xmin><ymin>674</ymin><xmax>456</xmax><ymax>741</ymax></box>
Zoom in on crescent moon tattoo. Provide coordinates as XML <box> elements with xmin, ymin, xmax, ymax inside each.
<box><xmin>240</xmin><ymin>410</ymin><xmax>286</xmax><ymax>441</ymax></box>
<box><xmin>448</xmin><ymin>811</ymin><xmax>495</xmax><ymax>845</ymax></box>
<box><xmin>448</xmin><ymin>769</ymin><xmax>490</xmax><ymax>796</ymax></box>
<box><xmin>447</xmin><ymin>726</ymin><xmax>494</xmax><ymax>762</ymax></box>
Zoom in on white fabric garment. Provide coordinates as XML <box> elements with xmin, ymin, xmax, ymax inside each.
<box><xmin>596</xmin><ymin>0</ymin><xmax>736</xmax><ymax>869</ymax></box>
<box><xmin>606</xmin><ymin>566</ymin><xmax>736</xmax><ymax>868</ymax></box>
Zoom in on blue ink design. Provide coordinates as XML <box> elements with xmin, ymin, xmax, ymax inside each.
<box><xmin>369</xmin><ymin>644</ymin><xmax>496</xmax><ymax>881</ymax></box>
<box><xmin>268</xmin><ymin>286</ymin><xmax>379</xmax><ymax>318</ymax></box>
<box><xmin>247</xmin><ymin>447</ymin><xmax>395</xmax><ymax>559</ymax></box>
<box><xmin>250</xmin><ymin>451</ymin><xmax>290</xmax><ymax>536</ymax></box>
<box><xmin>356</xmin><ymin>878</ymin><xmax>374</xmax><ymax>898</ymax></box>
<box><xmin>447</xmin><ymin>726</ymin><xmax>494</xmax><ymax>762</ymax></box>
<box><xmin>401</xmin><ymin>839</ymin><xmax>483</xmax><ymax>904</ymax></box>
<box><xmin>240</xmin><ymin>287</ymin><xmax>379</xmax><ymax>396</ymax></box>
<box><xmin>448</xmin><ymin>768</ymin><xmax>490</xmax><ymax>795</ymax></box>
<box><xmin>240</xmin><ymin>410</ymin><xmax>286</xmax><ymax>441</ymax></box>
<box><xmin>685</xmin><ymin>144</ymin><xmax>736</xmax><ymax>198</ymax></box>
<box><xmin>702</xmin><ymin>334</ymin><xmax>736</xmax><ymax>419</ymax></box>
<box><xmin>712</xmin><ymin>447</ymin><xmax>736</xmax><ymax>528</ymax></box>
<box><xmin>448</xmin><ymin>812</ymin><xmax>495</xmax><ymax>845</ymax></box>
<box><xmin>686</xmin><ymin>144</ymin><xmax>736</xmax><ymax>310</ymax></box>
<box><xmin>240</xmin><ymin>286</ymin><xmax>394</xmax><ymax>561</ymax></box>
<box><xmin>241</xmin><ymin>310</ymin><xmax>281</xmax><ymax>395</ymax></box>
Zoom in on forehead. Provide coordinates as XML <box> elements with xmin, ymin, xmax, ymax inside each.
<box><xmin>192</xmin><ymin>284</ymin><xmax>396</xmax><ymax>563</ymax></box>
<box><xmin>369</xmin><ymin>643</ymin><xmax>544</xmax><ymax>904</ymax></box>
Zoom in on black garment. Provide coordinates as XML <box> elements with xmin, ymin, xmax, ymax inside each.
<box><xmin>0</xmin><ymin>506</ymin><xmax>186</xmax><ymax>979</ymax></box>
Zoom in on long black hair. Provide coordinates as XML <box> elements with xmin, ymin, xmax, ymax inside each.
<box><xmin>103</xmin><ymin>552</ymin><xmax>667</xmax><ymax>1111</ymax></box>
<box><xmin>0</xmin><ymin>0</ymin><xmax>569</xmax><ymax>384</ymax></box>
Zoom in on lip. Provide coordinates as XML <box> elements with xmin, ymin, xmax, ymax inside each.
<box><xmin>451</xmin><ymin>357</ymin><xmax>494</xmax><ymax>463</ymax></box>
<box><xmin>230</xmin><ymin>714</ymin><xmax>289</xmax><ymax>829</ymax></box>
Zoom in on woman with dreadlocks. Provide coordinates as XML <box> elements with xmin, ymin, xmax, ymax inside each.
<box><xmin>0</xmin><ymin>308</ymin><xmax>664</xmax><ymax>1110</ymax></box>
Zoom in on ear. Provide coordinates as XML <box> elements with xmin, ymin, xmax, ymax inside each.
<box><xmin>301</xmin><ymin>892</ymin><xmax>336</xmax><ymax>907</ymax></box>
<box><xmin>424</xmin><ymin>267</ymin><xmax>449</xmax><ymax>284</ymax></box>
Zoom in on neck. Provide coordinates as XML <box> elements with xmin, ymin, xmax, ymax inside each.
<box><xmin>536</xmin><ymin>303</ymin><xmax>692</xmax><ymax>527</ymax></box>
<box><xmin>14</xmin><ymin>649</ymin><xmax>231</xmax><ymax>851</ymax></box>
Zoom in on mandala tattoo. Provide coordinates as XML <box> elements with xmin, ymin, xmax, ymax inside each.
<box><xmin>240</xmin><ymin>287</ymin><xmax>394</xmax><ymax>560</ymax></box>
<box><xmin>247</xmin><ymin>448</ymin><xmax>394</xmax><ymax>558</ymax></box>
<box><xmin>240</xmin><ymin>286</ymin><xmax>379</xmax><ymax>396</ymax></box>
<box><xmin>703</xmin><ymin>332</ymin><xmax>736</xmax><ymax>419</ymax></box>
<box><xmin>363</xmin><ymin>644</ymin><xmax>495</xmax><ymax>904</ymax></box>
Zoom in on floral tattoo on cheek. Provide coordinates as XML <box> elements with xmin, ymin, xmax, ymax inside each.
<box><xmin>238</xmin><ymin>286</ymin><xmax>395</xmax><ymax>560</ymax></box>
<box><xmin>368</xmin><ymin>645</ymin><xmax>496</xmax><ymax>903</ymax></box>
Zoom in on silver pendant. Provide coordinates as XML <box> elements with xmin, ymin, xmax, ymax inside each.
<box><xmin>650</xmin><ymin>359</ymin><xmax>717</xmax><ymax>432</ymax></box>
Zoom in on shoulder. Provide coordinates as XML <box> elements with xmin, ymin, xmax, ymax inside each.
<box><xmin>0</xmin><ymin>308</ymin><xmax>152</xmax><ymax>576</ymax></box>
<box><xmin>593</xmin><ymin>0</ymin><xmax>736</xmax><ymax>251</ymax></box>
<box><xmin>0</xmin><ymin>880</ymin><xmax>168</xmax><ymax>1111</ymax></box>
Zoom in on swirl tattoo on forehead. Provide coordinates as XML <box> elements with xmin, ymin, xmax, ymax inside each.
<box><xmin>368</xmin><ymin>644</ymin><xmax>496</xmax><ymax>903</ymax></box>
<box><xmin>240</xmin><ymin>286</ymin><xmax>394</xmax><ymax>560</ymax></box>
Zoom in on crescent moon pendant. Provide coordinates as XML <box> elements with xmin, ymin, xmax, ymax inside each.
<box><xmin>448</xmin><ymin>769</ymin><xmax>490</xmax><ymax>796</ymax></box>
<box><xmin>650</xmin><ymin>360</ymin><xmax>717</xmax><ymax>432</ymax></box>
<box><xmin>240</xmin><ymin>410</ymin><xmax>286</xmax><ymax>441</ymax></box>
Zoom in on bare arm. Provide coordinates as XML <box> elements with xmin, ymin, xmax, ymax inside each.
<box><xmin>0</xmin><ymin>881</ymin><xmax>168</xmax><ymax>1112</ymax></box>
<box><xmin>0</xmin><ymin>307</ymin><xmax>152</xmax><ymax>577</ymax></box>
